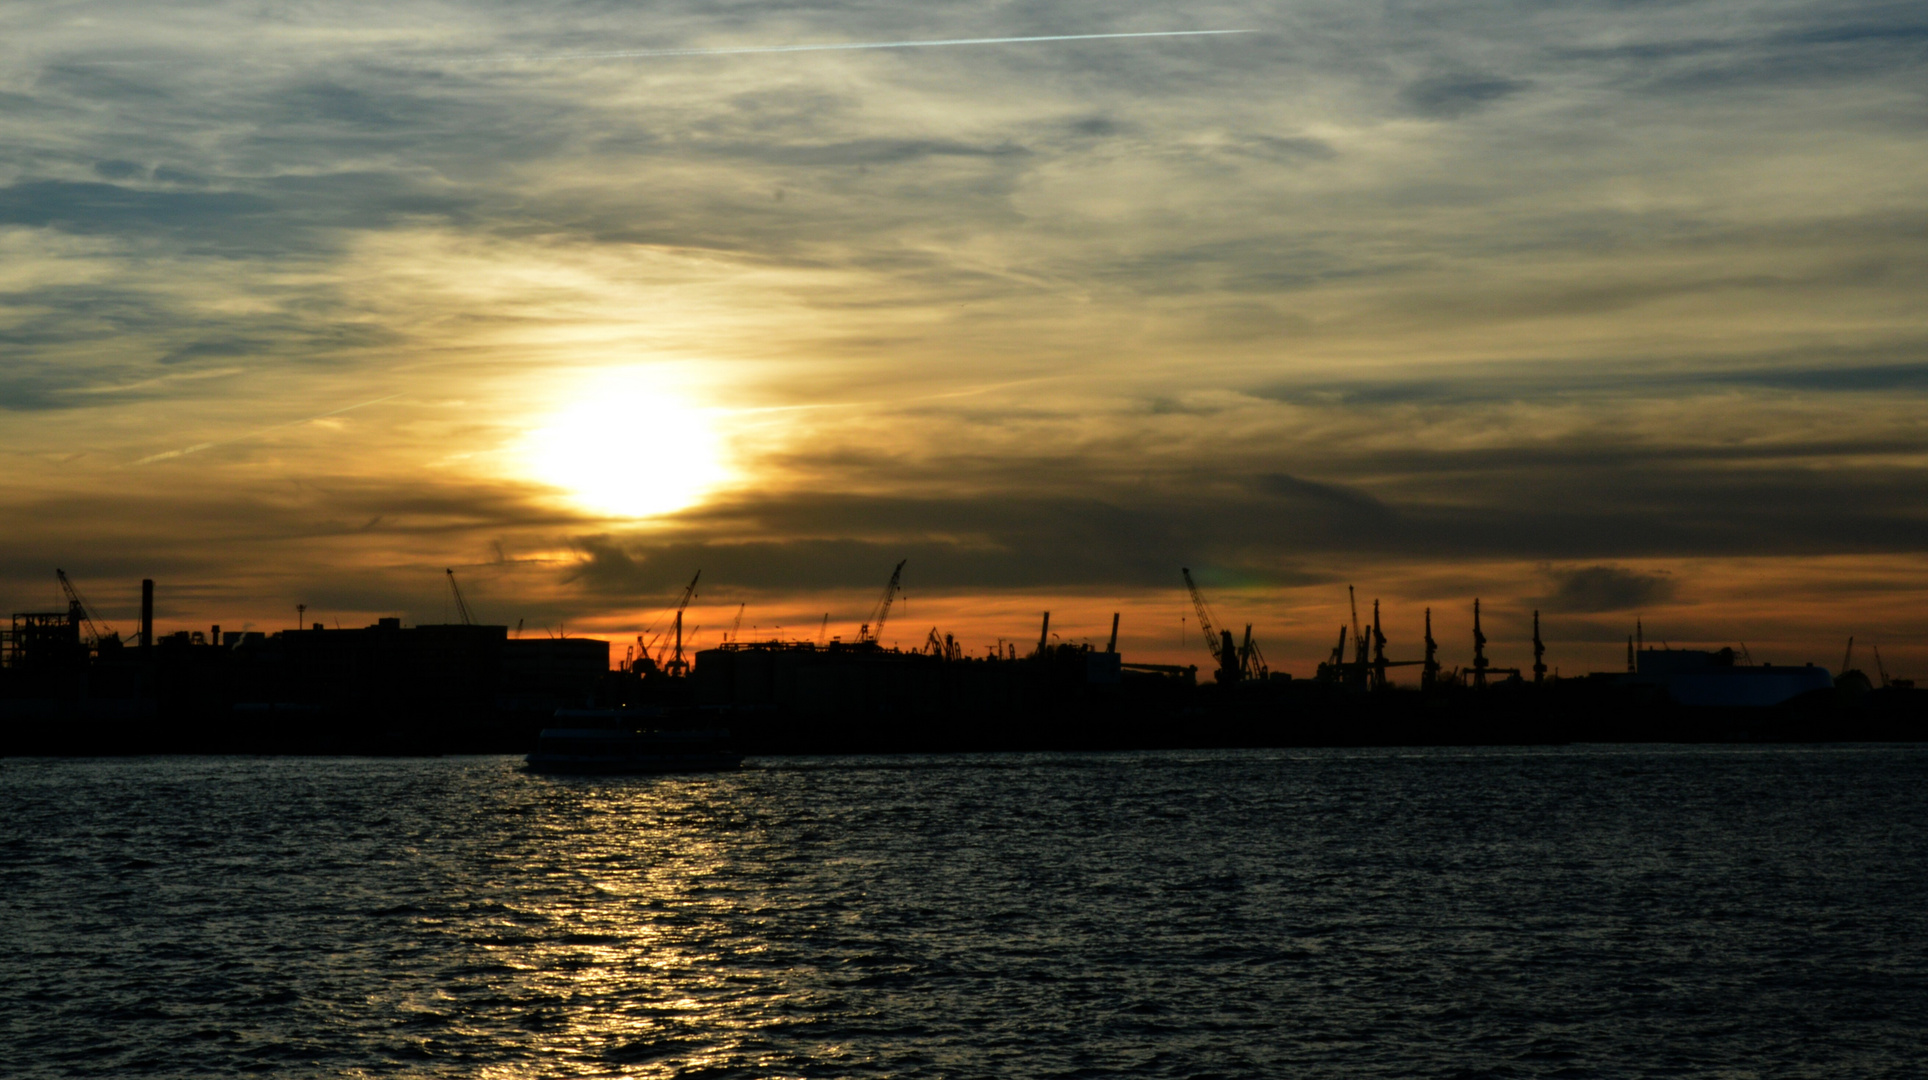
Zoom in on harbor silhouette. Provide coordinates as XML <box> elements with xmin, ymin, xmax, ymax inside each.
<box><xmin>4</xmin><ymin>567</ymin><xmax>1922</xmax><ymax>756</ymax></box>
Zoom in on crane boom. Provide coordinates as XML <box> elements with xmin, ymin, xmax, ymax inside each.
<box><xmin>859</xmin><ymin>560</ymin><xmax>907</xmax><ymax>643</ymax></box>
<box><xmin>1181</xmin><ymin>568</ymin><xmax>1224</xmax><ymax>664</ymax></box>
<box><xmin>56</xmin><ymin>569</ymin><xmax>112</xmax><ymax>646</ymax></box>
<box><xmin>673</xmin><ymin>571</ymin><xmax>701</xmax><ymax>617</ymax></box>
<box><xmin>445</xmin><ymin>569</ymin><xmax>475</xmax><ymax>626</ymax></box>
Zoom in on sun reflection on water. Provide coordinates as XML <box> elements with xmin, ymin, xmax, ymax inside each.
<box><xmin>9</xmin><ymin>754</ymin><xmax>1928</xmax><ymax>1077</ymax></box>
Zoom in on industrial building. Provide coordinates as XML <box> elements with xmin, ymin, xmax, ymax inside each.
<box><xmin>1</xmin><ymin>575</ymin><xmax>608</xmax><ymax>753</ymax></box>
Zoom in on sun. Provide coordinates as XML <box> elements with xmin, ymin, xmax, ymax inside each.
<box><xmin>520</xmin><ymin>369</ymin><xmax>731</xmax><ymax>519</ymax></box>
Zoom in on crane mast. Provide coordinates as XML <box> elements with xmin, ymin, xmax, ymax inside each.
<box><xmin>1472</xmin><ymin>598</ymin><xmax>1489</xmax><ymax>689</ymax></box>
<box><xmin>666</xmin><ymin>570</ymin><xmax>700</xmax><ymax>675</ymax></box>
<box><xmin>1370</xmin><ymin>599</ymin><xmax>1388</xmax><ymax>692</ymax></box>
<box><xmin>1350</xmin><ymin>586</ymin><xmax>1367</xmax><ymax>675</ymax></box>
<box><xmin>1423</xmin><ymin>608</ymin><xmax>1439</xmax><ymax>689</ymax></box>
<box><xmin>1533</xmin><ymin>610</ymin><xmax>1547</xmax><ymax>684</ymax></box>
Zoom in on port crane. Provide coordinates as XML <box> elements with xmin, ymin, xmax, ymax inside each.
<box><xmin>923</xmin><ymin>627</ymin><xmax>961</xmax><ymax>660</ymax></box>
<box><xmin>1365</xmin><ymin>595</ymin><xmax>1425</xmax><ymax>690</ymax></box>
<box><xmin>1533</xmin><ymin>611</ymin><xmax>1547</xmax><ymax>684</ymax></box>
<box><xmin>1466</xmin><ymin>598</ymin><xmax>1522</xmax><ymax>687</ymax></box>
<box><xmin>857</xmin><ymin>560</ymin><xmax>906</xmax><ymax>644</ymax></box>
<box><xmin>1370</xmin><ymin>597</ymin><xmax>1388</xmax><ymax>691</ymax></box>
<box><xmin>1182</xmin><ymin>567</ymin><xmax>1230</xmax><ymax>680</ymax></box>
<box><xmin>1326</xmin><ymin>625</ymin><xmax>1348</xmax><ymax>675</ymax></box>
<box><xmin>1472</xmin><ymin>598</ymin><xmax>1489</xmax><ymax>688</ymax></box>
<box><xmin>56</xmin><ymin>569</ymin><xmax>116</xmax><ymax>650</ymax></box>
<box><xmin>1313</xmin><ymin>590</ymin><xmax>1427</xmax><ymax>690</ymax></box>
<box><xmin>1351</xmin><ymin>586</ymin><xmax>1365</xmax><ymax>668</ymax></box>
<box><xmin>1239</xmin><ymin>625</ymin><xmax>1268</xmax><ymax>681</ymax></box>
<box><xmin>1317</xmin><ymin>587</ymin><xmax>1372</xmax><ymax>689</ymax></box>
<box><xmin>1423</xmin><ymin>609</ymin><xmax>1439</xmax><ymax>689</ymax></box>
<box><xmin>1181</xmin><ymin>568</ymin><xmax>1264</xmax><ymax>682</ymax></box>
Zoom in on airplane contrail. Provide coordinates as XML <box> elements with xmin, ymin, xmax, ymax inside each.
<box><xmin>130</xmin><ymin>393</ymin><xmax>402</xmax><ymax>466</ymax></box>
<box><xmin>459</xmin><ymin>29</ymin><xmax>1253</xmax><ymax>65</ymax></box>
<box><xmin>60</xmin><ymin>29</ymin><xmax>1252</xmax><ymax>70</ymax></box>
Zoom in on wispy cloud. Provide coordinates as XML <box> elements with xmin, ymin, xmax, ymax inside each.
<box><xmin>0</xmin><ymin>0</ymin><xmax>1924</xmax><ymax>669</ymax></box>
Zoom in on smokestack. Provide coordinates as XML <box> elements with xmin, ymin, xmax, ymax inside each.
<box><xmin>1107</xmin><ymin>612</ymin><xmax>1120</xmax><ymax>654</ymax></box>
<box><xmin>1036</xmin><ymin>611</ymin><xmax>1050</xmax><ymax>656</ymax></box>
<box><xmin>139</xmin><ymin>579</ymin><xmax>154</xmax><ymax>650</ymax></box>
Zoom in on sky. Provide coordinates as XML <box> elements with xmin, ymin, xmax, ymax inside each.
<box><xmin>2</xmin><ymin>0</ymin><xmax>1925</xmax><ymax>678</ymax></box>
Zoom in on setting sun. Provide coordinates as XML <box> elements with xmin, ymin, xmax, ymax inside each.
<box><xmin>520</xmin><ymin>370</ymin><xmax>731</xmax><ymax>519</ymax></box>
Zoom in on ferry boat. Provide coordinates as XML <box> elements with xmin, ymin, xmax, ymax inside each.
<box><xmin>525</xmin><ymin>726</ymin><xmax>742</xmax><ymax>774</ymax></box>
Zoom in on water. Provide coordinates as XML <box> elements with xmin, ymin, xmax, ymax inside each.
<box><xmin>3</xmin><ymin>746</ymin><xmax>1925</xmax><ymax>1078</ymax></box>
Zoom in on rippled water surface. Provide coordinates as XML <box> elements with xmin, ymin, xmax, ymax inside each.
<box><xmin>4</xmin><ymin>746</ymin><xmax>1926</xmax><ymax>1077</ymax></box>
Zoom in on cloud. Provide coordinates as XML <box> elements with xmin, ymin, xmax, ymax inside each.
<box><xmin>1397</xmin><ymin>73</ymin><xmax>1529</xmax><ymax>118</ymax></box>
<box><xmin>0</xmin><ymin>0</ymin><xmax>1924</xmax><ymax>672</ymax></box>
<box><xmin>1538</xmin><ymin>566</ymin><xmax>1678</xmax><ymax>613</ymax></box>
<box><xmin>0</xmin><ymin>181</ymin><xmax>273</xmax><ymax>237</ymax></box>
<box><xmin>93</xmin><ymin>160</ymin><xmax>144</xmax><ymax>180</ymax></box>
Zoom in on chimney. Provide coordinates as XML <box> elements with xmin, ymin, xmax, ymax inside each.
<box><xmin>140</xmin><ymin>578</ymin><xmax>154</xmax><ymax>650</ymax></box>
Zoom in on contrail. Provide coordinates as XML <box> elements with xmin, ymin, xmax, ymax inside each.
<box><xmin>459</xmin><ymin>29</ymin><xmax>1252</xmax><ymax>65</ymax></box>
<box><xmin>61</xmin><ymin>29</ymin><xmax>1252</xmax><ymax>70</ymax></box>
<box><xmin>130</xmin><ymin>393</ymin><xmax>401</xmax><ymax>466</ymax></box>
